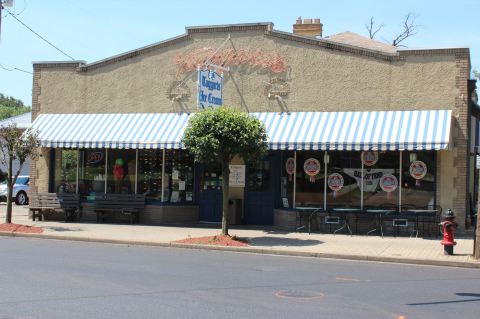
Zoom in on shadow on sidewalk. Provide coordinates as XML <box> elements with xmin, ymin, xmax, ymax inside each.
<box><xmin>43</xmin><ymin>226</ymin><xmax>84</xmax><ymax>232</ymax></box>
<box><xmin>249</xmin><ymin>236</ymin><xmax>323</xmax><ymax>247</ymax></box>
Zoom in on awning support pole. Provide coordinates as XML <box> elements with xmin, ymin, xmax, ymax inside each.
<box><xmin>399</xmin><ymin>151</ymin><xmax>402</xmax><ymax>210</ymax></box>
<box><xmin>76</xmin><ymin>148</ymin><xmax>79</xmax><ymax>194</ymax></box>
<box><xmin>361</xmin><ymin>160</ymin><xmax>364</xmax><ymax>210</ymax></box>
<box><xmin>161</xmin><ymin>149</ymin><xmax>166</xmax><ymax>202</ymax></box>
<box><xmin>104</xmin><ymin>149</ymin><xmax>108</xmax><ymax>194</ymax></box>
<box><xmin>293</xmin><ymin>150</ymin><xmax>297</xmax><ymax>208</ymax></box>
<box><xmin>135</xmin><ymin>149</ymin><xmax>138</xmax><ymax>194</ymax></box>
<box><xmin>324</xmin><ymin>151</ymin><xmax>328</xmax><ymax>211</ymax></box>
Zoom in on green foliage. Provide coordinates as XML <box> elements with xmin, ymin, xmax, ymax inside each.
<box><xmin>182</xmin><ymin>107</ymin><xmax>268</xmax><ymax>164</ymax></box>
<box><xmin>0</xmin><ymin>93</ymin><xmax>31</xmax><ymax>121</ymax></box>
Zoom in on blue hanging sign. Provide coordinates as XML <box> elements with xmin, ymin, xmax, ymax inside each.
<box><xmin>197</xmin><ymin>68</ymin><xmax>223</xmax><ymax>109</ymax></box>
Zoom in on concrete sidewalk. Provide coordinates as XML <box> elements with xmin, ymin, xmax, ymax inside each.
<box><xmin>1</xmin><ymin>205</ymin><xmax>478</xmax><ymax>268</ymax></box>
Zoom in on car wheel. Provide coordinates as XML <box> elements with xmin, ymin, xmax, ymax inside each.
<box><xmin>15</xmin><ymin>191</ymin><xmax>28</xmax><ymax>205</ymax></box>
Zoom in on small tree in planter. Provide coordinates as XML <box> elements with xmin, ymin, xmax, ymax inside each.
<box><xmin>0</xmin><ymin>123</ymin><xmax>40</xmax><ymax>223</ymax></box>
<box><xmin>182</xmin><ymin>107</ymin><xmax>268</xmax><ymax>235</ymax></box>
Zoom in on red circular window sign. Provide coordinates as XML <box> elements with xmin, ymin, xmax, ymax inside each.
<box><xmin>285</xmin><ymin>157</ymin><xmax>295</xmax><ymax>175</ymax></box>
<box><xmin>409</xmin><ymin>161</ymin><xmax>427</xmax><ymax>180</ymax></box>
<box><xmin>304</xmin><ymin>158</ymin><xmax>321</xmax><ymax>182</ymax></box>
<box><xmin>361</xmin><ymin>151</ymin><xmax>378</xmax><ymax>167</ymax></box>
<box><xmin>327</xmin><ymin>173</ymin><xmax>344</xmax><ymax>191</ymax></box>
<box><xmin>379</xmin><ymin>174</ymin><xmax>398</xmax><ymax>193</ymax></box>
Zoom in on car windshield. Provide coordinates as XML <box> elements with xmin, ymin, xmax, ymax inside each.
<box><xmin>16</xmin><ymin>177</ymin><xmax>29</xmax><ymax>185</ymax></box>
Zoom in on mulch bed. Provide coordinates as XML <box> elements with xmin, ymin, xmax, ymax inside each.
<box><xmin>174</xmin><ymin>235</ymin><xmax>249</xmax><ymax>247</ymax></box>
<box><xmin>0</xmin><ymin>223</ymin><xmax>44</xmax><ymax>234</ymax></box>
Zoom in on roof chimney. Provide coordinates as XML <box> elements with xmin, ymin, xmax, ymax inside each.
<box><xmin>293</xmin><ymin>17</ymin><xmax>323</xmax><ymax>38</ymax></box>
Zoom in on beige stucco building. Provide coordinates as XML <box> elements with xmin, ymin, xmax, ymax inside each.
<box><xmin>29</xmin><ymin>20</ymin><xmax>477</xmax><ymax>233</ymax></box>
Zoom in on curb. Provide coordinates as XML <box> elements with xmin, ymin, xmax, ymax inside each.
<box><xmin>1</xmin><ymin>231</ymin><xmax>479</xmax><ymax>269</ymax></box>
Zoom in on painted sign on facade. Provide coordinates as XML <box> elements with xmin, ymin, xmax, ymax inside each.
<box><xmin>197</xmin><ymin>69</ymin><xmax>223</xmax><ymax>109</ymax></box>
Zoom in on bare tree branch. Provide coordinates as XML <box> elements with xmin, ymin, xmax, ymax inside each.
<box><xmin>392</xmin><ymin>13</ymin><xmax>419</xmax><ymax>47</ymax></box>
<box><xmin>365</xmin><ymin>17</ymin><xmax>384</xmax><ymax>39</ymax></box>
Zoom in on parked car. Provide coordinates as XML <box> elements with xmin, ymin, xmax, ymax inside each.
<box><xmin>0</xmin><ymin>176</ymin><xmax>29</xmax><ymax>205</ymax></box>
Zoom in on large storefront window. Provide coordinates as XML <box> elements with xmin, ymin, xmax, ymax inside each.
<box><xmin>106</xmin><ymin>149</ymin><xmax>136</xmax><ymax>194</ymax></box>
<box><xmin>164</xmin><ymin>150</ymin><xmax>194</xmax><ymax>203</ymax></box>
<box><xmin>138</xmin><ymin>149</ymin><xmax>163</xmax><ymax>200</ymax></box>
<box><xmin>361</xmin><ymin>151</ymin><xmax>399</xmax><ymax>207</ymax></box>
<box><xmin>295</xmin><ymin>151</ymin><xmax>326</xmax><ymax>207</ymax></box>
<box><xmin>280</xmin><ymin>151</ymin><xmax>295</xmax><ymax>208</ymax></box>
<box><xmin>401</xmin><ymin>151</ymin><xmax>436</xmax><ymax>208</ymax></box>
<box><xmin>54</xmin><ymin>149</ymin><xmax>77</xmax><ymax>193</ymax></box>
<box><xmin>327</xmin><ymin>151</ymin><xmax>362</xmax><ymax>207</ymax></box>
<box><xmin>79</xmin><ymin>149</ymin><xmax>106</xmax><ymax>197</ymax></box>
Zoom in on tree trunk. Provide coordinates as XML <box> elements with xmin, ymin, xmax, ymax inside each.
<box><xmin>5</xmin><ymin>156</ymin><xmax>13</xmax><ymax>223</ymax></box>
<box><xmin>221</xmin><ymin>160</ymin><xmax>230</xmax><ymax>236</ymax></box>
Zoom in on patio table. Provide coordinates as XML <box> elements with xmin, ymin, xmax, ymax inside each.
<box><xmin>364</xmin><ymin>208</ymin><xmax>396</xmax><ymax>238</ymax></box>
<box><xmin>329</xmin><ymin>207</ymin><xmax>362</xmax><ymax>236</ymax></box>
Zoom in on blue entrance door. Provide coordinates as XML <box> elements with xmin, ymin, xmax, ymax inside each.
<box><xmin>198</xmin><ymin>165</ymin><xmax>223</xmax><ymax>222</ymax></box>
<box><xmin>243</xmin><ymin>154</ymin><xmax>279</xmax><ymax>225</ymax></box>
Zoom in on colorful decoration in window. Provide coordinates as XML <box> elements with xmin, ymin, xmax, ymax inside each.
<box><xmin>379</xmin><ymin>173</ymin><xmax>398</xmax><ymax>199</ymax></box>
<box><xmin>328</xmin><ymin>173</ymin><xmax>344</xmax><ymax>198</ymax></box>
<box><xmin>304</xmin><ymin>158</ymin><xmax>321</xmax><ymax>183</ymax></box>
<box><xmin>409</xmin><ymin>160</ymin><xmax>427</xmax><ymax>186</ymax></box>
<box><xmin>113</xmin><ymin>158</ymin><xmax>125</xmax><ymax>181</ymax></box>
<box><xmin>285</xmin><ymin>157</ymin><xmax>295</xmax><ymax>181</ymax></box>
<box><xmin>87</xmin><ymin>151</ymin><xmax>104</xmax><ymax>164</ymax></box>
<box><xmin>361</xmin><ymin>151</ymin><xmax>378</xmax><ymax>167</ymax></box>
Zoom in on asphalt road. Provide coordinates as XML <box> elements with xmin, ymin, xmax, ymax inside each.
<box><xmin>0</xmin><ymin>237</ymin><xmax>479</xmax><ymax>319</ymax></box>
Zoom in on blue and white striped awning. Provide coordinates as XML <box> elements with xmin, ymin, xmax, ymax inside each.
<box><xmin>251</xmin><ymin>110</ymin><xmax>452</xmax><ymax>151</ymax></box>
<box><xmin>31</xmin><ymin>110</ymin><xmax>452</xmax><ymax>151</ymax></box>
<box><xmin>30</xmin><ymin>113</ymin><xmax>190</xmax><ymax>149</ymax></box>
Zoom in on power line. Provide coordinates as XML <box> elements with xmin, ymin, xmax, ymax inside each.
<box><xmin>3</xmin><ymin>7</ymin><xmax>75</xmax><ymax>60</ymax></box>
<box><xmin>0</xmin><ymin>63</ymin><xmax>32</xmax><ymax>74</ymax></box>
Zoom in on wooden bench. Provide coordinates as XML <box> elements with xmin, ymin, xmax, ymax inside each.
<box><xmin>29</xmin><ymin>193</ymin><xmax>81</xmax><ymax>222</ymax></box>
<box><xmin>93</xmin><ymin>194</ymin><xmax>146</xmax><ymax>224</ymax></box>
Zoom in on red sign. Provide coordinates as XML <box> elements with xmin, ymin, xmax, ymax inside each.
<box><xmin>361</xmin><ymin>151</ymin><xmax>378</xmax><ymax>167</ymax></box>
<box><xmin>409</xmin><ymin>161</ymin><xmax>427</xmax><ymax>180</ymax></box>
<box><xmin>328</xmin><ymin>173</ymin><xmax>344</xmax><ymax>191</ymax></box>
<box><xmin>87</xmin><ymin>152</ymin><xmax>104</xmax><ymax>164</ymax></box>
<box><xmin>285</xmin><ymin>157</ymin><xmax>295</xmax><ymax>175</ymax></box>
<box><xmin>379</xmin><ymin>174</ymin><xmax>398</xmax><ymax>193</ymax></box>
<box><xmin>304</xmin><ymin>158</ymin><xmax>321</xmax><ymax>182</ymax></box>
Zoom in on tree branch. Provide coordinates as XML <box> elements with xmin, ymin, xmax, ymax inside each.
<box><xmin>365</xmin><ymin>17</ymin><xmax>384</xmax><ymax>39</ymax></box>
<box><xmin>392</xmin><ymin>13</ymin><xmax>419</xmax><ymax>47</ymax></box>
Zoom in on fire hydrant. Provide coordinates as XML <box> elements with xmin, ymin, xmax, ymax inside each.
<box><xmin>439</xmin><ymin>209</ymin><xmax>457</xmax><ymax>255</ymax></box>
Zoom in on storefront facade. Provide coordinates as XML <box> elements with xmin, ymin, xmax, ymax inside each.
<box><xmin>30</xmin><ymin>21</ymin><xmax>476</xmax><ymax>231</ymax></box>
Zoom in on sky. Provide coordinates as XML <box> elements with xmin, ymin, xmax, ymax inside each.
<box><xmin>0</xmin><ymin>0</ymin><xmax>479</xmax><ymax>106</ymax></box>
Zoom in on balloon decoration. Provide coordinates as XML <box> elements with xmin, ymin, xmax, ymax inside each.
<box><xmin>328</xmin><ymin>173</ymin><xmax>344</xmax><ymax>198</ymax></box>
<box><xmin>409</xmin><ymin>160</ymin><xmax>427</xmax><ymax>187</ymax></box>
<box><xmin>361</xmin><ymin>151</ymin><xmax>378</xmax><ymax>167</ymax></box>
<box><xmin>113</xmin><ymin>158</ymin><xmax>125</xmax><ymax>181</ymax></box>
<box><xmin>304</xmin><ymin>158</ymin><xmax>321</xmax><ymax>183</ymax></box>
<box><xmin>379</xmin><ymin>173</ymin><xmax>398</xmax><ymax>199</ymax></box>
<box><xmin>285</xmin><ymin>157</ymin><xmax>295</xmax><ymax>181</ymax></box>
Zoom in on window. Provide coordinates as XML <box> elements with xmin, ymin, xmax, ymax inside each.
<box><xmin>137</xmin><ymin>149</ymin><xmax>163</xmax><ymax>200</ymax></box>
<box><xmin>54</xmin><ymin>149</ymin><xmax>77</xmax><ymax>193</ymax></box>
<box><xmin>164</xmin><ymin>150</ymin><xmax>194</xmax><ymax>203</ymax></box>
<box><xmin>327</xmin><ymin>151</ymin><xmax>362</xmax><ymax>207</ymax></box>
<box><xmin>295</xmin><ymin>151</ymin><xmax>326</xmax><ymax>207</ymax></box>
<box><xmin>401</xmin><ymin>151</ymin><xmax>436</xmax><ymax>208</ymax></box>
<box><xmin>106</xmin><ymin>149</ymin><xmax>136</xmax><ymax>194</ymax></box>
<box><xmin>280</xmin><ymin>151</ymin><xmax>295</xmax><ymax>208</ymax></box>
<box><xmin>78</xmin><ymin>149</ymin><xmax>105</xmax><ymax>197</ymax></box>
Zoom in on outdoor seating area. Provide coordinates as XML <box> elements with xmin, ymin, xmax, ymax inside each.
<box><xmin>295</xmin><ymin>205</ymin><xmax>442</xmax><ymax>238</ymax></box>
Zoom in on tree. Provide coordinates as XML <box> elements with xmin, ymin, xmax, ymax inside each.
<box><xmin>182</xmin><ymin>107</ymin><xmax>268</xmax><ymax>235</ymax></box>
<box><xmin>365</xmin><ymin>13</ymin><xmax>419</xmax><ymax>47</ymax></box>
<box><xmin>0</xmin><ymin>123</ymin><xmax>40</xmax><ymax>223</ymax></box>
<box><xmin>0</xmin><ymin>93</ymin><xmax>31</xmax><ymax>120</ymax></box>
